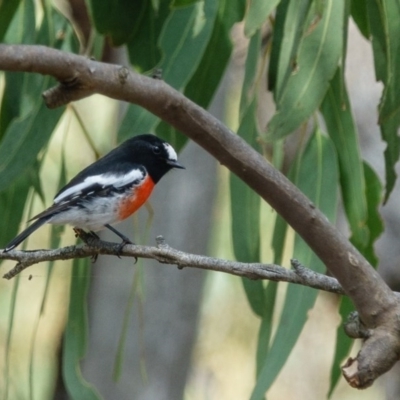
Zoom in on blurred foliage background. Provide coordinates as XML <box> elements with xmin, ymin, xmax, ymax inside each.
<box><xmin>0</xmin><ymin>0</ymin><xmax>400</xmax><ymax>399</ymax></box>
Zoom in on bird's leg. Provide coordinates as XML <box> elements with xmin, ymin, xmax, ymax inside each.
<box><xmin>73</xmin><ymin>228</ymin><xmax>100</xmax><ymax>262</ymax></box>
<box><xmin>104</xmin><ymin>224</ymin><xmax>133</xmax><ymax>256</ymax></box>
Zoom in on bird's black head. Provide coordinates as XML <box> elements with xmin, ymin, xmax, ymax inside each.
<box><xmin>124</xmin><ymin>134</ymin><xmax>185</xmax><ymax>183</ymax></box>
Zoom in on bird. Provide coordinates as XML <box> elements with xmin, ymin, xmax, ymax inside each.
<box><xmin>3</xmin><ymin>134</ymin><xmax>185</xmax><ymax>252</ymax></box>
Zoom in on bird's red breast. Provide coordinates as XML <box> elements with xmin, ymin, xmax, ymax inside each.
<box><xmin>118</xmin><ymin>175</ymin><xmax>155</xmax><ymax>220</ymax></box>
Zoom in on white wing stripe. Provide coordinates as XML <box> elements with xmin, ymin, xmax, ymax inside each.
<box><xmin>54</xmin><ymin>169</ymin><xmax>145</xmax><ymax>203</ymax></box>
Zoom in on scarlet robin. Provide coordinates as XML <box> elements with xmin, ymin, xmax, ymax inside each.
<box><xmin>3</xmin><ymin>134</ymin><xmax>184</xmax><ymax>252</ymax></box>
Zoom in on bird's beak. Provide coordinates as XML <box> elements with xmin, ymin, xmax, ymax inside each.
<box><xmin>167</xmin><ymin>160</ymin><xmax>185</xmax><ymax>169</ymax></box>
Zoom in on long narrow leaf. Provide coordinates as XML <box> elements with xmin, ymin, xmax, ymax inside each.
<box><xmin>321</xmin><ymin>67</ymin><xmax>368</xmax><ymax>249</ymax></box>
<box><xmin>244</xmin><ymin>0</ymin><xmax>280</xmax><ymax>38</ymax></box>
<box><xmin>63</xmin><ymin>258</ymin><xmax>102</xmax><ymax>400</ymax></box>
<box><xmin>268</xmin><ymin>0</ymin><xmax>312</xmax><ymax>100</ymax></box>
<box><xmin>267</xmin><ymin>0</ymin><xmax>345</xmax><ymax>139</ymax></box>
<box><xmin>119</xmin><ymin>0</ymin><xmax>218</xmax><ymax>142</ymax></box>
<box><xmin>251</xmin><ymin>131</ymin><xmax>339</xmax><ymax>400</ymax></box>
<box><xmin>367</xmin><ymin>0</ymin><xmax>400</xmax><ymax>200</ymax></box>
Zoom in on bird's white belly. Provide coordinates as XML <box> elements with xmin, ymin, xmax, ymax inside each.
<box><xmin>48</xmin><ymin>195</ymin><xmax>122</xmax><ymax>231</ymax></box>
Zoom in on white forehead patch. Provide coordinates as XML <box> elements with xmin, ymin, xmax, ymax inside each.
<box><xmin>164</xmin><ymin>143</ymin><xmax>178</xmax><ymax>161</ymax></box>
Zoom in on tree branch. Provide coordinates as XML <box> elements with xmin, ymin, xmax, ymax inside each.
<box><xmin>0</xmin><ymin>235</ymin><xmax>344</xmax><ymax>294</ymax></box>
<box><xmin>1</xmin><ymin>44</ymin><xmax>400</xmax><ymax>388</ymax></box>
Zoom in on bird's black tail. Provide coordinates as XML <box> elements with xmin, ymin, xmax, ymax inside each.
<box><xmin>3</xmin><ymin>217</ymin><xmax>51</xmax><ymax>252</ymax></box>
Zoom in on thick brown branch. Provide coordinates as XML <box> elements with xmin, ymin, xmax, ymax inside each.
<box><xmin>1</xmin><ymin>44</ymin><xmax>400</xmax><ymax>388</ymax></box>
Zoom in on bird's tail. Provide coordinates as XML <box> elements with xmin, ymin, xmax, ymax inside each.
<box><xmin>3</xmin><ymin>217</ymin><xmax>51</xmax><ymax>252</ymax></box>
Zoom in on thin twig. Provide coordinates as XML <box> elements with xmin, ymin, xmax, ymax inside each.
<box><xmin>0</xmin><ymin>236</ymin><xmax>344</xmax><ymax>294</ymax></box>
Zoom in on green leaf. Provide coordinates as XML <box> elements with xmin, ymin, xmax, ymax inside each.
<box><xmin>126</xmin><ymin>1</ymin><xmax>170</xmax><ymax>72</ymax></box>
<box><xmin>3</xmin><ymin>0</ymin><xmax>34</xmax><ymax>44</ymax></box>
<box><xmin>0</xmin><ymin>174</ymin><xmax>31</xmax><ymax>251</ymax></box>
<box><xmin>230</xmin><ymin>99</ymin><xmax>263</xmax><ymax>316</ymax></box>
<box><xmin>0</xmin><ymin>0</ymin><xmax>21</xmax><ymax>41</ymax></box>
<box><xmin>244</xmin><ymin>0</ymin><xmax>280</xmax><ymax>38</ymax></box>
<box><xmin>268</xmin><ymin>0</ymin><xmax>313</xmax><ymax>98</ymax></box>
<box><xmin>367</xmin><ymin>0</ymin><xmax>400</xmax><ymax>200</ymax></box>
<box><xmin>240</xmin><ymin>29</ymin><xmax>262</xmax><ymax>114</ymax></box>
<box><xmin>321</xmin><ymin>67</ymin><xmax>368</xmax><ymax>249</ymax></box>
<box><xmin>185</xmin><ymin>0</ymin><xmax>245</xmax><ymax>108</ymax></box>
<box><xmin>172</xmin><ymin>0</ymin><xmax>202</xmax><ymax>7</ymax></box>
<box><xmin>251</xmin><ymin>131</ymin><xmax>339</xmax><ymax>400</ymax></box>
<box><xmin>63</xmin><ymin>258</ymin><xmax>103</xmax><ymax>400</ymax></box>
<box><xmin>362</xmin><ymin>162</ymin><xmax>384</xmax><ymax>266</ymax></box>
<box><xmin>255</xmin><ymin>281</ymin><xmax>278</xmax><ymax>375</ymax></box>
<box><xmin>88</xmin><ymin>0</ymin><xmax>147</xmax><ymax>46</ymax></box>
<box><xmin>119</xmin><ymin>0</ymin><xmax>218</xmax><ymax>141</ymax></box>
<box><xmin>158</xmin><ymin>0</ymin><xmax>219</xmax><ymax>90</ymax></box>
<box><xmin>328</xmin><ymin>296</ymin><xmax>353</xmax><ymax>397</ymax></box>
<box><xmin>0</xmin><ymin>98</ymin><xmax>64</xmax><ymax>193</ymax></box>
<box><xmin>155</xmin><ymin>120</ymin><xmax>187</xmax><ymax>152</ymax></box>
<box><xmin>351</xmin><ymin>0</ymin><xmax>369</xmax><ymax>38</ymax></box>
<box><xmin>267</xmin><ymin>0</ymin><xmax>345</xmax><ymax>140</ymax></box>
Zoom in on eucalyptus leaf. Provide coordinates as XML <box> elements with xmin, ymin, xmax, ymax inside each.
<box><xmin>267</xmin><ymin>0</ymin><xmax>345</xmax><ymax>140</ymax></box>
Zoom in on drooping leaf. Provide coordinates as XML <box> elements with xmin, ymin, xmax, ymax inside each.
<box><xmin>63</xmin><ymin>258</ymin><xmax>103</xmax><ymax>400</ymax></box>
<box><xmin>231</xmin><ymin>31</ymin><xmax>264</xmax><ymax>317</ymax></box>
<box><xmin>268</xmin><ymin>0</ymin><xmax>313</xmax><ymax>98</ymax></box>
<box><xmin>244</xmin><ymin>0</ymin><xmax>280</xmax><ymax>38</ymax></box>
<box><xmin>0</xmin><ymin>98</ymin><xmax>64</xmax><ymax>193</ymax></box>
<box><xmin>171</xmin><ymin>0</ymin><xmax>202</xmax><ymax>8</ymax></box>
<box><xmin>328</xmin><ymin>295</ymin><xmax>353</xmax><ymax>397</ymax></box>
<box><xmin>351</xmin><ymin>0</ymin><xmax>369</xmax><ymax>38</ymax></box>
<box><xmin>185</xmin><ymin>0</ymin><xmax>245</xmax><ymax>108</ymax></box>
<box><xmin>175</xmin><ymin>0</ymin><xmax>245</xmax><ymax>147</ymax></box>
<box><xmin>367</xmin><ymin>0</ymin><xmax>400</xmax><ymax>200</ymax></box>
<box><xmin>126</xmin><ymin>1</ymin><xmax>170</xmax><ymax>72</ymax></box>
<box><xmin>321</xmin><ymin>67</ymin><xmax>368</xmax><ymax>249</ymax></box>
<box><xmin>362</xmin><ymin>162</ymin><xmax>384</xmax><ymax>266</ymax></box>
<box><xmin>251</xmin><ymin>131</ymin><xmax>339</xmax><ymax>400</ymax></box>
<box><xmin>88</xmin><ymin>0</ymin><xmax>147</xmax><ymax>46</ymax></box>
<box><xmin>0</xmin><ymin>0</ymin><xmax>21</xmax><ymax>41</ymax></box>
<box><xmin>267</xmin><ymin>0</ymin><xmax>345</xmax><ymax>140</ymax></box>
<box><xmin>119</xmin><ymin>0</ymin><xmax>218</xmax><ymax>142</ymax></box>
<box><xmin>158</xmin><ymin>0</ymin><xmax>219</xmax><ymax>90</ymax></box>
<box><xmin>230</xmin><ymin>98</ymin><xmax>263</xmax><ymax>317</ymax></box>
<box><xmin>0</xmin><ymin>174</ymin><xmax>32</xmax><ymax>251</ymax></box>
<box><xmin>240</xmin><ymin>29</ymin><xmax>262</xmax><ymax>114</ymax></box>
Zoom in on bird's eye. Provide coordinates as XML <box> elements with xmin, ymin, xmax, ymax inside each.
<box><xmin>153</xmin><ymin>145</ymin><xmax>162</xmax><ymax>155</ymax></box>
